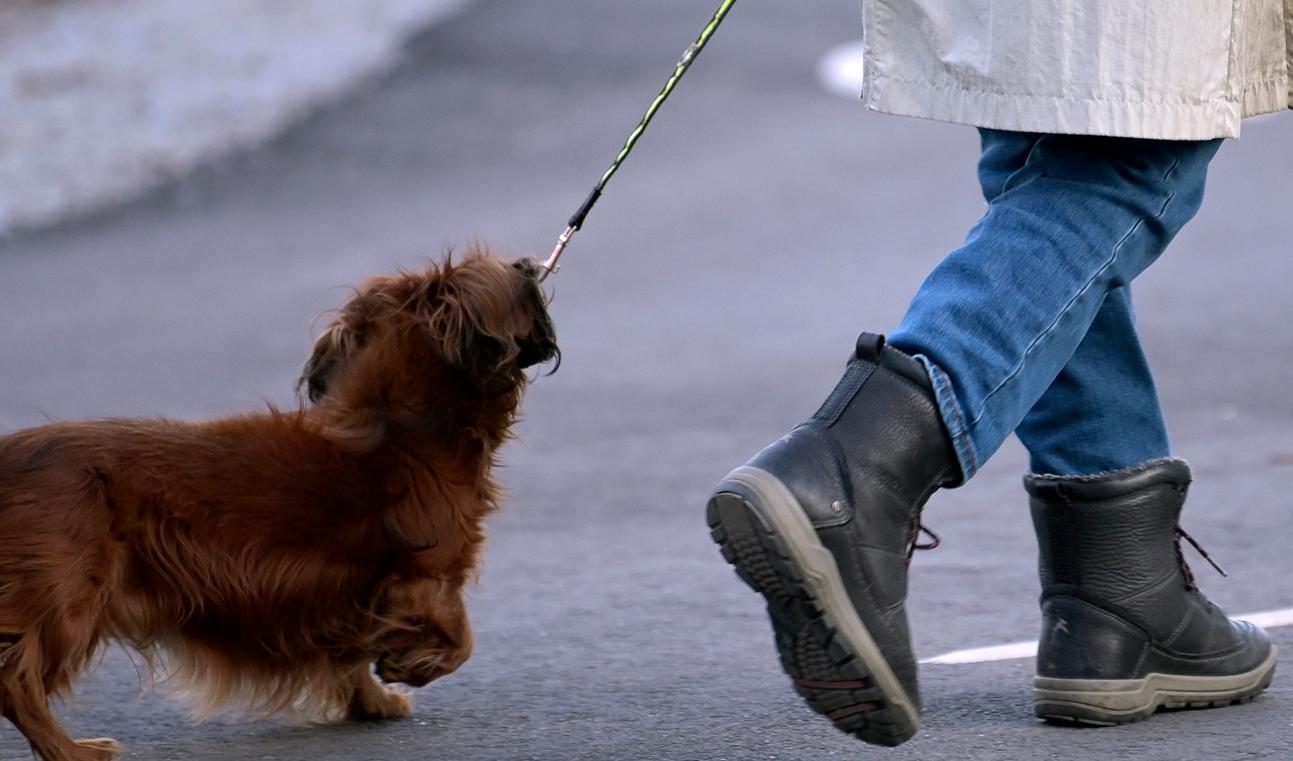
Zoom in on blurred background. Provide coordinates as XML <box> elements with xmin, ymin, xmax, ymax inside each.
<box><xmin>1</xmin><ymin>1</ymin><xmax>1290</xmax><ymax>759</ymax></box>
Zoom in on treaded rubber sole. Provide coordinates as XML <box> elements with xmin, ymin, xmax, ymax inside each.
<box><xmin>1035</xmin><ymin>647</ymin><xmax>1278</xmax><ymax>726</ymax></box>
<box><xmin>707</xmin><ymin>466</ymin><xmax>918</xmax><ymax>747</ymax></box>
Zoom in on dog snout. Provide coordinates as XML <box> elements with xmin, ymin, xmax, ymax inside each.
<box><xmin>376</xmin><ymin>654</ymin><xmax>452</xmax><ymax>688</ymax></box>
<box><xmin>511</xmin><ymin>257</ymin><xmax>558</xmax><ymax>371</ymax></box>
<box><xmin>375</xmin><ymin>653</ymin><xmax>412</xmax><ymax>685</ymax></box>
<box><xmin>517</xmin><ymin>331</ymin><xmax>558</xmax><ymax>369</ymax></box>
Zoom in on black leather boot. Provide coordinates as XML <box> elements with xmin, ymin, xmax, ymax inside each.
<box><xmin>1026</xmin><ymin>458</ymin><xmax>1277</xmax><ymax>725</ymax></box>
<box><xmin>707</xmin><ymin>333</ymin><xmax>960</xmax><ymax>746</ymax></box>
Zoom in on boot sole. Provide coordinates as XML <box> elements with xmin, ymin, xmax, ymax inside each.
<box><xmin>707</xmin><ymin>465</ymin><xmax>919</xmax><ymax>746</ymax></box>
<box><xmin>1035</xmin><ymin>646</ymin><xmax>1278</xmax><ymax>726</ymax></box>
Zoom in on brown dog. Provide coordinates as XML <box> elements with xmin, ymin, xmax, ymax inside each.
<box><xmin>0</xmin><ymin>251</ymin><xmax>557</xmax><ymax>761</ymax></box>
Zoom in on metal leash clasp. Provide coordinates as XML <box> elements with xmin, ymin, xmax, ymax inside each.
<box><xmin>539</xmin><ymin>225</ymin><xmax>575</xmax><ymax>282</ymax></box>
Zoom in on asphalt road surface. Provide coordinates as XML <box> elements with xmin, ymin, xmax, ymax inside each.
<box><xmin>2</xmin><ymin>1</ymin><xmax>1291</xmax><ymax>759</ymax></box>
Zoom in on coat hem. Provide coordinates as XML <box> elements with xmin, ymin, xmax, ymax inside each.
<box><xmin>1242</xmin><ymin>72</ymin><xmax>1293</xmax><ymax>119</ymax></box>
<box><xmin>863</xmin><ymin>73</ymin><xmax>1289</xmax><ymax>140</ymax></box>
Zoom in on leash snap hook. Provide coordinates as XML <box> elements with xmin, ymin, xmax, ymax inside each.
<box><xmin>539</xmin><ymin>225</ymin><xmax>575</xmax><ymax>282</ymax></box>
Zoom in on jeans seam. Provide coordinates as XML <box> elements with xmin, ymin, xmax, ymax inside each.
<box><xmin>966</xmin><ymin>159</ymin><xmax>1183</xmax><ymax>431</ymax></box>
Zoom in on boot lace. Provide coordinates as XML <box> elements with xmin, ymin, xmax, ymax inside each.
<box><xmin>1175</xmin><ymin>526</ymin><xmax>1228</xmax><ymax>591</ymax></box>
<box><xmin>906</xmin><ymin>520</ymin><xmax>941</xmax><ymax>565</ymax></box>
<box><xmin>903</xmin><ymin>522</ymin><xmax>1226</xmax><ymax>588</ymax></box>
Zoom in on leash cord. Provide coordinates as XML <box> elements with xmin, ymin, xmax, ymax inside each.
<box><xmin>540</xmin><ymin>0</ymin><xmax>738</xmax><ymax>278</ymax></box>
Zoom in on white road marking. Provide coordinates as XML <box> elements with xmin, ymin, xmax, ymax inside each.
<box><xmin>922</xmin><ymin>640</ymin><xmax>1039</xmax><ymax>666</ymax></box>
<box><xmin>1239</xmin><ymin>607</ymin><xmax>1293</xmax><ymax>629</ymax></box>
<box><xmin>817</xmin><ymin>40</ymin><xmax>866</xmax><ymax>99</ymax></box>
<box><xmin>921</xmin><ymin>607</ymin><xmax>1293</xmax><ymax>666</ymax></box>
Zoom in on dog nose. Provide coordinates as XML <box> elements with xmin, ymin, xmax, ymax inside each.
<box><xmin>375</xmin><ymin>656</ymin><xmax>403</xmax><ymax>684</ymax></box>
<box><xmin>398</xmin><ymin>670</ymin><xmax>437</xmax><ymax>689</ymax></box>
<box><xmin>517</xmin><ymin>338</ymin><xmax>557</xmax><ymax>369</ymax></box>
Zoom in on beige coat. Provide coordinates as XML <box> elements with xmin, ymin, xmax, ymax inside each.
<box><xmin>861</xmin><ymin>1</ymin><xmax>1292</xmax><ymax>138</ymax></box>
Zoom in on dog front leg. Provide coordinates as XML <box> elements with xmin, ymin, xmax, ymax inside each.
<box><xmin>343</xmin><ymin>665</ymin><xmax>412</xmax><ymax>722</ymax></box>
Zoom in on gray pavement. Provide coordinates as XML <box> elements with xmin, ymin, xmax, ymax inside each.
<box><xmin>2</xmin><ymin>1</ymin><xmax>1291</xmax><ymax>759</ymax></box>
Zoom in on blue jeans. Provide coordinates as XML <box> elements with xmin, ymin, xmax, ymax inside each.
<box><xmin>888</xmin><ymin>129</ymin><xmax>1223</xmax><ymax>481</ymax></box>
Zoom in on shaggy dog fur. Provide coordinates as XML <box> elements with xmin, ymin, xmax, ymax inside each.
<box><xmin>0</xmin><ymin>251</ymin><xmax>557</xmax><ymax>761</ymax></box>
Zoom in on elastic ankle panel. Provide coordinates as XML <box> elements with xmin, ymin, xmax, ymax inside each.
<box><xmin>853</xmin><ymin>333</ymin><xmax>935</xmax><ymax>394</ymax></box>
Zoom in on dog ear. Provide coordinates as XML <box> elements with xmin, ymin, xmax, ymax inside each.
<box><xmin>300</xmin><ymin>334</ymin><xmax>340</xmax><ymax>404</ymax></box>
<box><xmin>383</xmin><ymin>504</ymin><xmax>439</xmax><ymax>555</ymax></box>
<box><xmin>299</xmin><ymin>288</ymin><xmax>376</xmax><ymax>403</ymax></box>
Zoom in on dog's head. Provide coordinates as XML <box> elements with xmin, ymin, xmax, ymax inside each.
<box><xmin>299</xmin><ymin>249</ymin><xmax>557</xmax><ymax>443</ymax></box>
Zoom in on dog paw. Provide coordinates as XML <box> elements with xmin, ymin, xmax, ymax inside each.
<box><xmin>74</xmin><ymin>737</ymin><xmax>124</xmax><ymax>761</ymax></box>
<box><xmin>348</xmin><ymin>683</ymin><xmax>412</xmax><ymax>722</ymax></box>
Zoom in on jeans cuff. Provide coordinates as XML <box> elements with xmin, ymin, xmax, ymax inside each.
<box><xmin>912</xmin><ymin>353</ymin><xmax>979</xmax><ymax>485</ymax></box>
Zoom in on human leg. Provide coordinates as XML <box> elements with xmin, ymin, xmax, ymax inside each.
<box><xmin>1015</xmin><ymin>285</ymin><xmax>1171</xmax><ymax>475</ymax></box>
<box><xmin>968</xmin><ymin>135</ymin><xmax>1276</xmax><ymax>725</ymax></box>
<box><xmin>888</xmin><ymin>131</ymin><xmax>1222</xmax><ymax>479</ymax></box>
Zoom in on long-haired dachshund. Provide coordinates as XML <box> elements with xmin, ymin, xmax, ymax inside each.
<box><xmin>0</xmin><ymin>250</ymin><xmax>557</xmax><ymax>761</ymax></box>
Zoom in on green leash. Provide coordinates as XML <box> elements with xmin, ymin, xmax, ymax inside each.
<box><xmin>539</xmin><ymin>0</ymin><xmax>739</xmax><ymax>280</ymax></box>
